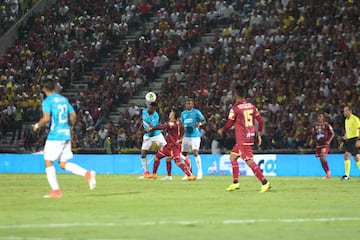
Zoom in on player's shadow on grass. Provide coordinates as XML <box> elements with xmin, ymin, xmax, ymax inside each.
<box><xmin>83</xmin><ymin>191</ymin><xmax>142</xmax><ymax>197</ymax></box>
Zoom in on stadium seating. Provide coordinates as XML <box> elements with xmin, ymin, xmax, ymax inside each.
<box><xmin>1</xmin><ymin>0</ymin><xmax>360</xmax><ymax>153</ymax></box>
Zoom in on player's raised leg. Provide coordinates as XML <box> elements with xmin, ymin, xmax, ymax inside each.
<box><xmin>180</xmin><ymin>153</ymin><xmax>191</xmax><ymax>180</ymax></box>
<box><xmin>58</xmin><ymin>141</ymin><xmax>96</xmax><ymax>190</ymax></box>
<box><xmin>247</xmin><ymin>159</ymin><xmax>270</xmax><ymax>192</ymax></box>
<box><xmin>246</xmin><ymin>159</ymin><xmax>271</xmax><ymax>193</ymax></box>
<box><xmin>174</xmin><ymin>156</ymin><xmax>195</xmax><ymax>181</ymax></box>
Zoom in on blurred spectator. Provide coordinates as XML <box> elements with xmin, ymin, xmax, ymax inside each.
<box><xmin>23</xmin><ymin>126</ymin><xmax>34</xmax><ymax>152</ymax></box>
<box><xmin>10</xmin><ymin>105</ymin><xmax>23</xmax><ymax>143</ymax></box>
<box><xmin>98</xmin><ymin>124</ymin><xmax>108</xmax><ymax>148</ymax></box>
<box><xmin>128</xmin><ymin>102</ymin><xmax>140</xmax><ymax>118</ymax></box>
<box><xmin>83</xmin><ymin>111</ymin><xmax>94</xmax><ymax>129</ymax></box>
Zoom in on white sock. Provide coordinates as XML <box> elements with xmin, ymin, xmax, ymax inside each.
<box><xmin>195</xmin><ymin>155</ymin><xmax>202</xmax><ymax>175</ymax></box>
<box><xmin>180</xmin><ymin>153</ymin><xmax>186</xmax><ymax>160</ymax></box>
<box><xmin>46</xmin><ymin>166</ymin><xmax>59</xmax><ymax>190</ymax></box>
<box><xmin>65</xmin><ymin>162</ymin><xmax>87</xmax><ymax>176</ymax></box>
<box><xmin>141</xmin><ymin>158</ymin><xmax>148</xmax><ymax>171</ymax></box>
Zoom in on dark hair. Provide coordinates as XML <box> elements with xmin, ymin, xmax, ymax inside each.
<box><xmin>42</xmin><ymin>78</ymin><xmax>56</xmax><ymax>91</ymax></box>
<box><xmin>149</xmin><ymin>102</ymin><xmax>157</xmax><ymax>107</ymax></box>
<box><xmin>171</xmin><ymin>107</ymin><xmax>181</xmax><ymax>119</ymax></box>
<box><xmin>234</xmin><ymin>84</ymin><xmax>246</xmax><ymax>98</ymax></box>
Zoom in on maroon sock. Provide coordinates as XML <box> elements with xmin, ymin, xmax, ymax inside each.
<box><xmin>179</xmin><ymin>163</ymin><xmax>192</xmax><ymax>176</ymax></box>
<box><xmin>231</xmin><ymin>160</ymin><xmax>239</xmax><ymax>183</ymax></box>
<box><xmin>153</xmin><ymin>160</ymin><xmax>160</xmax><ymax>174</ymax></box>
<box><xmin>321</xmin><ymin>160</ymin><xmax>329</xmax><ymax>173</ymax></box>
<box><xmin>248</xmin><ymin>161</ymin><xmax>266</xmax><ymax>183</ymax></box>
<box><xmin>166</xmin><ymin>161</ymin><xmax>172</xmax><ymax>176</ymax></box>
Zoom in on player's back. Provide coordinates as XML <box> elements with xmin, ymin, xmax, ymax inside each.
<box><xmin>232</xmin><ymin>100</ymin><xmax>259</xmax><ymax>145</ymax></box>
<box><xmin>165</xmin><ymin>120</ymin><xmax>184</xmax><ymax>146</ymax></box>
<box><xmin>44</xmin><ymin>93</ymin><xmax>73</xmax><ymax>140</ymax></box>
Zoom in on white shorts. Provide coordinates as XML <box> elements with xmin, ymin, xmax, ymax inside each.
<box><xmin>182</xmin><ymin>137</ymin><xmax>201</xmax><ymax>152</ymax></box>
<box><xmin>44</xmin><ymin>140</ymin><xmax>73</xmax><ymax>162</ymax></box>
<box><xmin>141</xmin><ymin>134</ymin><xmax>167</xmax><ymax>151</ymax></box>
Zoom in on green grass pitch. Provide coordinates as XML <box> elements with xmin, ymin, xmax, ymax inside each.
<box><xmin>1</xmin><ymin>174</ymin><xmax>359</xmax><ymax>240</ymax></box>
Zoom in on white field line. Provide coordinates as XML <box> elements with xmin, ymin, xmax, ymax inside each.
<box><xmin>0</xmin><ymin>217</ymin><xmax>359</xmax><ymax>230</ymax></box>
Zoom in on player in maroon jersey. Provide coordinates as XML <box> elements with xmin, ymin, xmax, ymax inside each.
<box><xmin>145</xmin><ymin>108</ymin><xmax>195</xmax><ymax>181</ymax></box>
<box><xmin>309</xmin><ymin>112</ymin><xmax>335</xmax><ymax>178</ymax></box>
<box><xmin>217</xmin><ymin>84</ymin><xmax>271</xmax><ymax>192</ymax></box>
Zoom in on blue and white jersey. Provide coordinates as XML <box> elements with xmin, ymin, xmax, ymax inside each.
<box><xmin>142</xmin><ymin>108</ymin><xmax>161</xmax><ymax>137</ymax></box>
<box><xmin>42</xmin><ymin>93</ymin><xmax>74</xmax><ymax>140</ymax></box>
<box><xmin>181</xmin><ymin>108</ymin><xmax>205</xmax><ymax>138</ymax></box>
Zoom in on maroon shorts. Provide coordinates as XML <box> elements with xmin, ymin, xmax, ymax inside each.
<box><xmin>231</xmin><ymin>144</ymin><xmax>253</xmax><ymax>160</ymax></box>
<box><xmin>155</xmin><ymin>145</ymin><xmax>181</xmax><ymax>162</ymax></box>
<box><xmin>315</xmin><ymin>145</ymin><xmax>329</xmax><ymax>157</ymax></box>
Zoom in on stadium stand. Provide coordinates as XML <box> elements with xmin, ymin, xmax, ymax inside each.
<box><xmin>0</xmin><ymin>0</ymin><xmax>359</xmax><ymax>153</ymax></box>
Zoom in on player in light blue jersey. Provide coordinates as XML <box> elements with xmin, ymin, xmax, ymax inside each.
<box><xmin>180</xmin><ymin>98</ymin><xmax>206</xmax><ymax>179</ymax></box>
<box><xmin>138</xmin><ymin>102</ymin><xmax>166</xmax><ymax>179</ymax></box>
<box><xmin>33</xmin><ymin>79</ymin><xmax>96</xmax><ymax>198</ymax></box>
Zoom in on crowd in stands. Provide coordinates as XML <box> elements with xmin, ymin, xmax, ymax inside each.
<box><xmin>160</xmin><ymin>0</ymin><xmax>360</xmax><ymax>151</ymax></box>
<box><xmin>0</xmin><ymin>0</ymin><xmax>142</xmax><ymax>149</ymax></box>
<box><xmin>1</xmin><ymin>0</ymin><xmax>360</xmax><ymax>153</ymax></box>
<box><xmin>0</xmin><ymin>0</ymin><xmax>35</xmax><ymax>35</ymax></box>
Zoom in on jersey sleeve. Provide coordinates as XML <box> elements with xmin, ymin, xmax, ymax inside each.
<box><xmin>152</xmin><ymin>112</ymin><xmax>160</xmax><ymax>126</ymax></box>
<box><xmin>152</xmin><ymin>122</ymin><xmax>171</xmax><ymax>130</ymax></box>
<box><xmin>180</xmin><ymin>112</ymin><xmax>184</xmax><ymax>123</ymax></box>
<box><xmin>254</xmin><ymin>107</ymin><xmax>263</xmax><ymax>132</ymax></box>
<box><xmin>67</xmin><ymin>99</ymin><xmax>75</xmax><ymax>114</ymax></box>
<box><xmin>223</xmin><ymin>108</ymin><xmax>235</xmax><ymax>131</ymax></box>
<box><xmin>42</xmin><ymin>98</ymin><xmax>50</xmax><ymax>114</ymax></box>
<box><xmin>196</xmin><ymin>109</ymin><xmax>205</xmax><ymax>121</ymax></box>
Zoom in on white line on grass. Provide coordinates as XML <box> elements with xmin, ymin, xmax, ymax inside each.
<box><xmin>0</xmin><ymin>217</ymin><xmax>359</xmax><ymax>230</ymax></box>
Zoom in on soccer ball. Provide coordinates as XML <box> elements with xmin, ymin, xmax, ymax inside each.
<box><xmin>145</xmin><ymin>91</ymin><xmax>157</xmax><ymax>102</ymax></box>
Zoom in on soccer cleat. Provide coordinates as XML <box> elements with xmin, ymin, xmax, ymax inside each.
<box><xmin>181</xmin><ymin>175</ymin><xmax>188</xmax><ymax>181</ymax></box>
<box><xmin>341</xmin><ymin>175</ymin><xmax>350</xmax><ymax>181</ymax></box>
<box><xmin>138</xmin><ymin>170</ymin><xmax>150</xmax><ymax>179</ymax></box>
<box><xmin>86</xmin><ymin>170</ymin><xmax>96</xmax><ymax>190</ymax></box>
<box><xmin>160</xmin><ymin>176</ymin><xmax>172</xmax><ymax>181</ymax></box>
<box><xmin>226</xmin><ymin>183</ymin><xmax>240</xmax><ymax>192</ymax></box>
<box><xmin>43</xmin><ymin>189</ymin><xmax>62</xmax><ymax>198</ymax></box>
<box><xmin>197</xmin><ymin>173</ymin><xmax>203</xmax><ymax>180</ymax></box>
<box><xmin>145</xmin><ymin>173</ymin><xmax>157</xmax><ymax>179</ymax></box>
<box><xmin>324</xmin><ymin>170</ymin><xmax>331</xmax><ymax>179</ymax></box>
<box><xmin>187</xmin><ymin>175</ymin><xmax>196</xmax><ymax>181</ymax></box>
<box><xmin>259</xmin><ymin>182</ymin><xmax>271</xmax><ymax>193</ymax></box>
